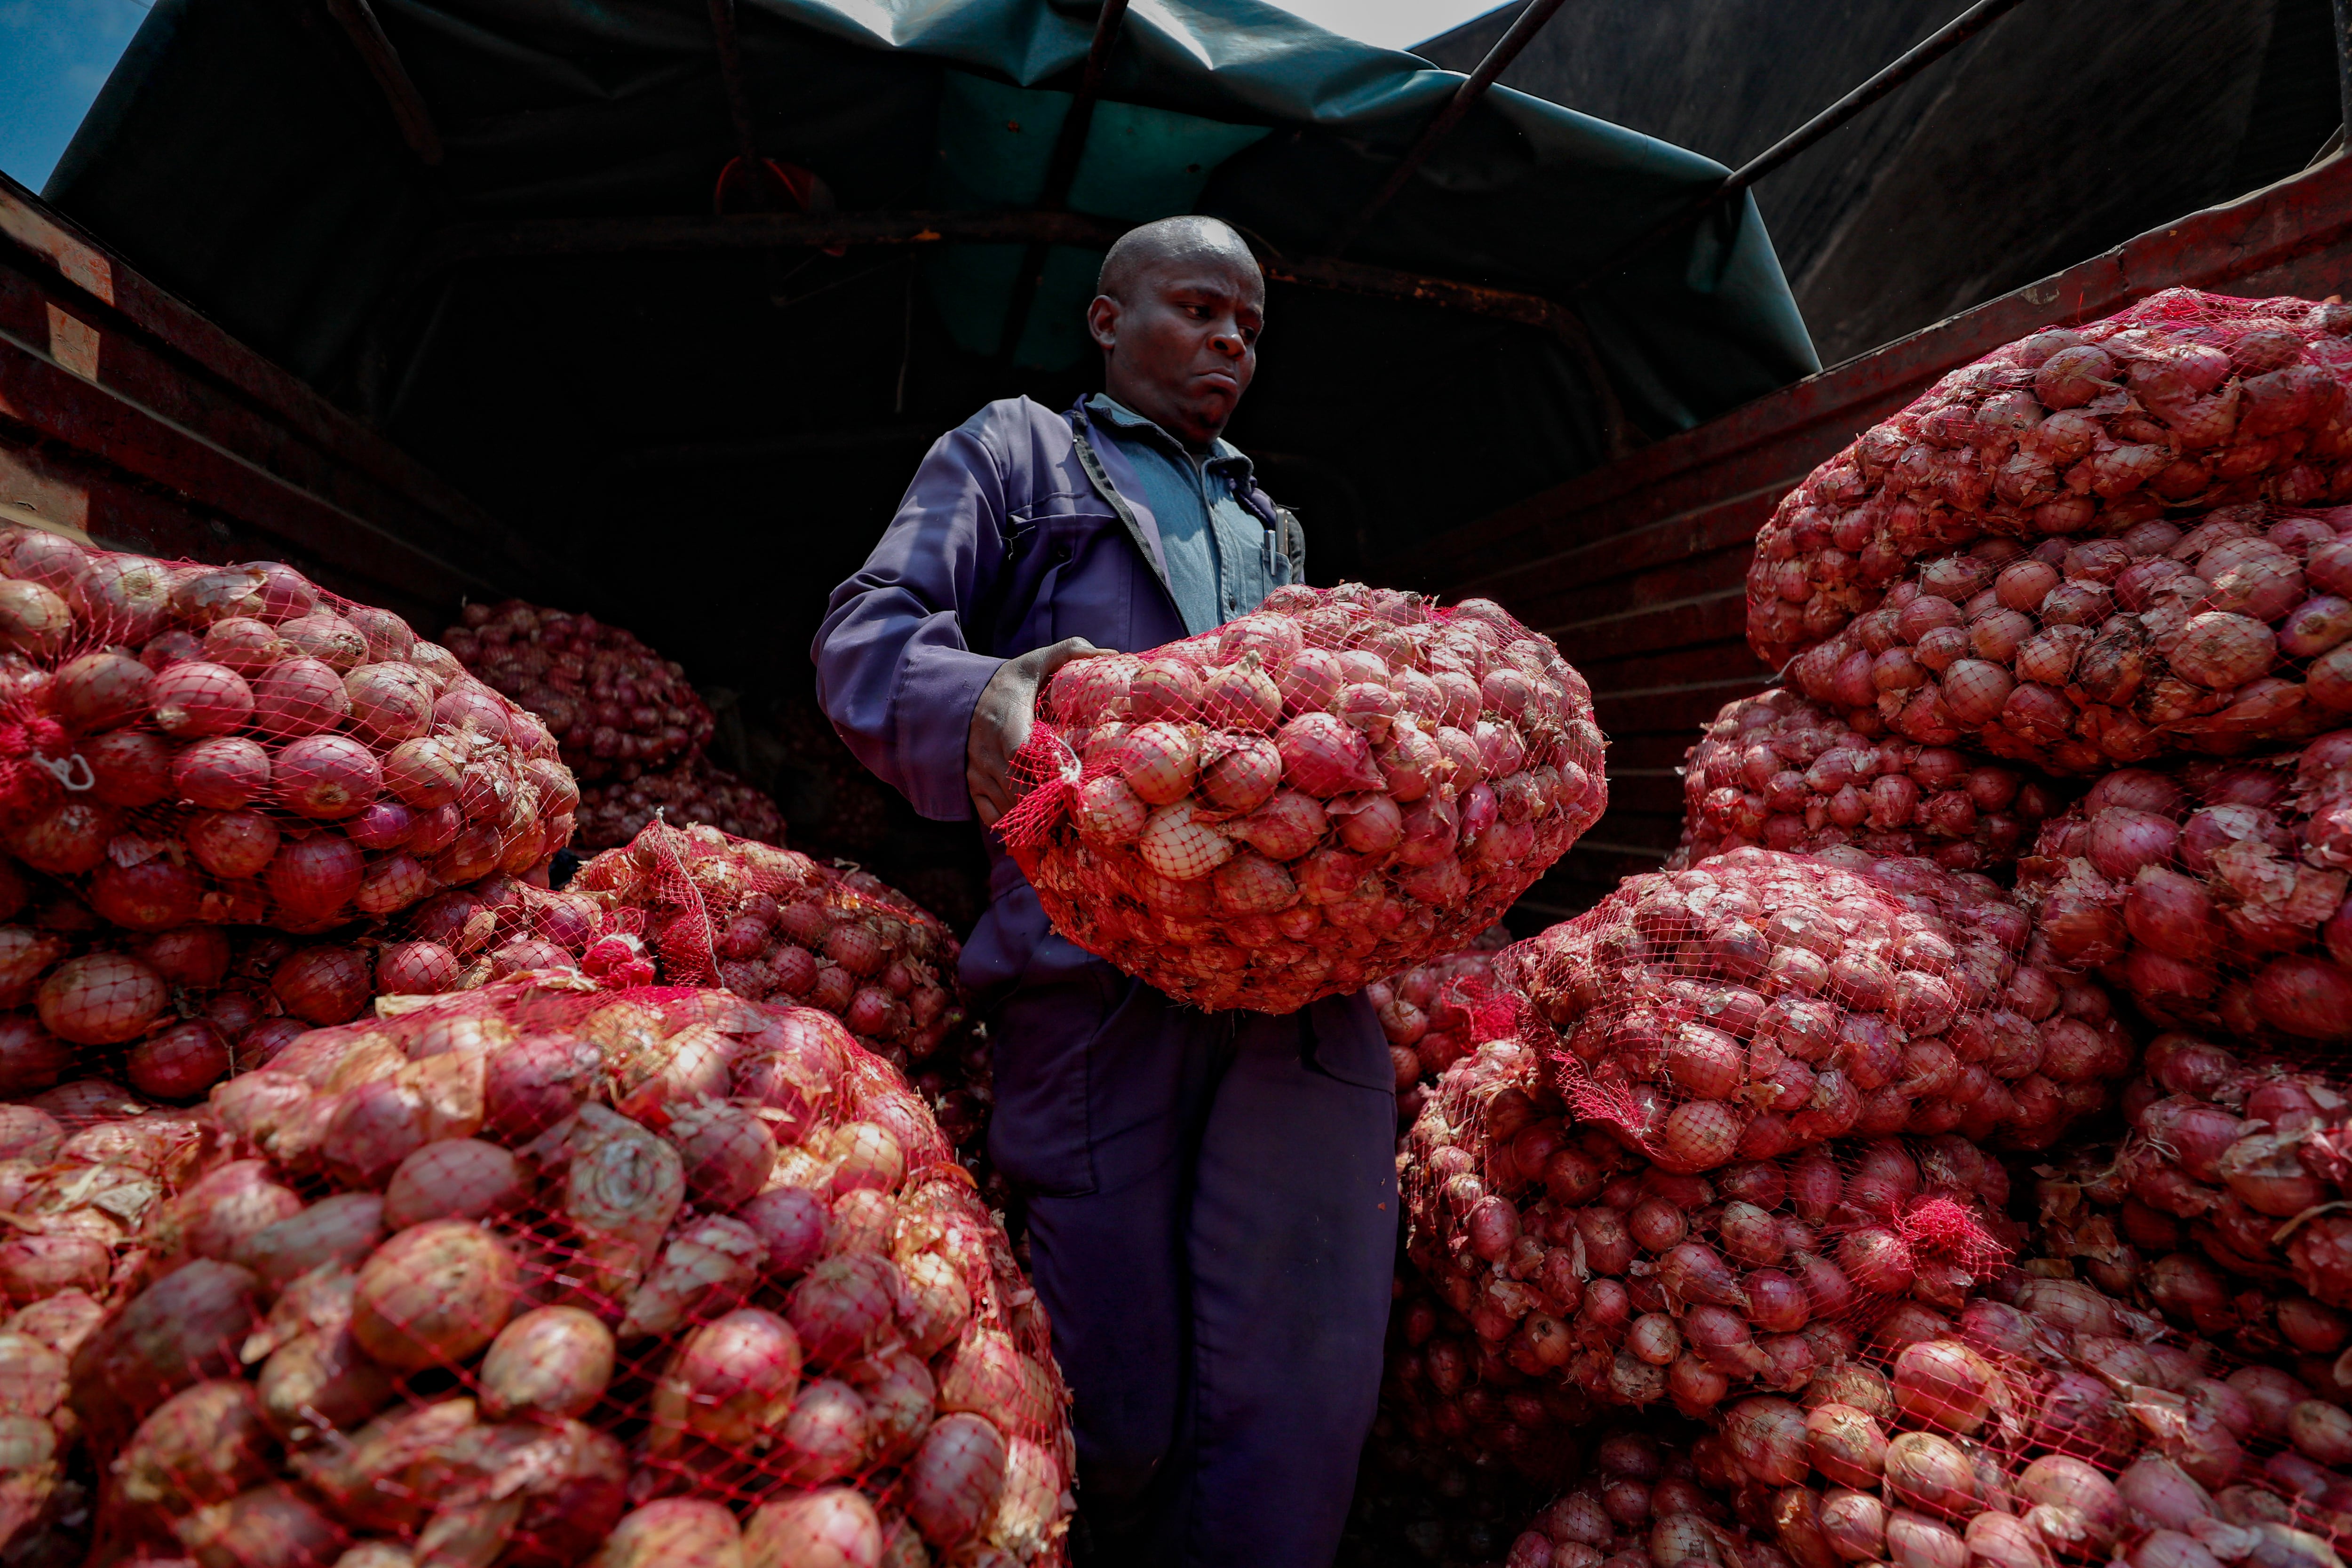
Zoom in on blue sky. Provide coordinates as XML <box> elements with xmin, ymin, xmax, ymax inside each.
<box><xmin>0</xmin><ymin>0</ymin><xmax>1507</xmax><ymax>193</ymax></box>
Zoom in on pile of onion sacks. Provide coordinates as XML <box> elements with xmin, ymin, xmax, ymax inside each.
<box><xmin>996</xmin><ymin>582</ymin><xmax>1606</xmax><ymax>1014</ymax></box>
<box><xmin>1400</xmin><ymin>1034</ymin><xmax>2017</xmax><ymax>1442</ymax></box>
<box><xmin>1698</xmin><ymin>1266</ymin><xmax>2352</xmax><ymax>1568</ymax></box>
<box><xmin>575</xmin><ymin>754</ymin><xmax>787</xmax><ymax>852</ymax></box>
<box><xmin>1785</xmin><ymin>503</ymin><xmax>2352</xmax><ymax>773</ymax></box>
<box><xmin>1671</xmin><ymin>690</ymin><xmax>2064</xmax><ymax>876</ymax></box>
<box><xmin>0</xmin><ymin>1080</ymin><xmax>214</xmax><ymax>1560</ymax></box>
<box><xmin>76</xmin><ymin>980</ymin><xmax>1073</xmax><ymax>1568</ymax></box>
<box><xmin>0</xmin><ymin>529</ymin><xmax>572</xmax><ymax>936</ymax></box>
<box><xmin>1748</xmin><ymin>287</ymin><xmax>2352</xmax><ymax>671</ymax></box>
<box><xmin>1502</xmin><ymin>848</ymin><xmax>2137</xmax><ymax>1167</ymax></box>
<box><xmin>444</xmin><ymin>600</ymin><xmax>714</xmax><ymax>782</ymax></box>
<box><xmin>573</xmin><ymin>822</ymin><xmax>963</xmax><ymax>1069</ymax></box>
<box><xmin>2014</xmin><ymin>734</ymin><xmax>2352</xmax><ymax>1044</ymax></box>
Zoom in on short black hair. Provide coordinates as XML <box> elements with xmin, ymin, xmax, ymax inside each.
<box><xmin>1096</xmin><ymin>215</ymin><xmax>1262</xmax><ymax>302</ymax></box>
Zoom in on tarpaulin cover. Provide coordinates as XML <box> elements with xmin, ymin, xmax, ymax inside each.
<box><xmin>45</xmin><ymin>0</ymin><xmax>1817</xmax><ymax>432</ymax></box>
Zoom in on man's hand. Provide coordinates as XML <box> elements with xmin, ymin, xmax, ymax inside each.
<box><xmin>969</xmin><ymin>637</ymin><xmax>1102</xmax><ymax>828</ymax></box>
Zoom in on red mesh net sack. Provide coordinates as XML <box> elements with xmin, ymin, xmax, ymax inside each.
<box><xmin>2033</xmin><ymin>1129</ymin><xmax>2352</xmax><ymax>1397</ymax></box>
<box><xmin>2032</xmin><ymin>1030</ymin><xmax>2352</xmax><ymax>1332</ymax></box>
<box><xmin>2013</xmin><ymin>733</ymin><xmax>2352</xmax><ymax>1045</ymax></box>
<box><xmin>1783</xmin><ymin>501</ymin><xmax>2352</xmax><ymax>774</ymax></box>
<box><xmin>571</xmin><ymin>822</ymin><xmax>964</xmax><ymax>1068</ymax></box>
<box><xmin>76</xmin><ymin>979</ymin><xmax>1073</xmax><ymax>1568</ymax></box>
<box><xmin>1669</xmin><ymin>690</ymin><xmax>2067</xmax><ymax>876</ymax></box>
<box><xmin>995</xmin><ymin>583</ymin><xmax>1608</xmax><ymax>1014</ymax></box>
<box><xmin>575</xmin><ymin>755</ymin><xmax>787</xmax><ymax>852</ymax></box>
<box><xmin>0</xmin><ymin>1082</ymin><xmax>228</xmax><ymax>1563</ymax></box>
<box><xmin>1399</xmin><ymin>1034</ymin><xmax>2018</xmax><ymax>1440</ymax></box>
<box><xmin>443</xmin><ymin>600</ymin><xmax>714</xmax><ymax>783</ymax></box>
<box><xmin>1702</xmin><ymin>1262</ymin><xmax>2352</xmax><ymax>1568</ymax></box>
<box><xmin>1748</xmin><ymin>287</ymin><xmax>2352</xmax><ymax>671</ymax></box>
<box><xmin>0</xmin><ymin>887</ymin><xmax>427</xmax><ymax>1108</ymax></box>
<box><xmin>0</xmin><ymin>528</ymin><xmax>574</xmax><ymax>936</ymax></box>
<box><xmin>1494</xmin><ymin>1422</ymin><xmax>1800</xmax><ymax>1568</ymax></box>
<box><xmin>1504</xmin><ymin>848</ymin><xmax>2137</xmax><ymax>1166</ymax></box>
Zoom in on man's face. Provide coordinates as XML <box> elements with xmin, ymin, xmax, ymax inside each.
<box><xmin>1087</xmin><ymin>255</ymin><xmax>1264</xmax><ymax>447</ymax></box>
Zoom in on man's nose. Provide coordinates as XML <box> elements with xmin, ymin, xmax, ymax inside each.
<box><xmin>1208</xmin><ymin>322</ymin><xmax>1245</xmax><ymax>357</ymax></box>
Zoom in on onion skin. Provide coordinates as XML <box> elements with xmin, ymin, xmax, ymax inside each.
<box><xmin>479</xmin><ymin>1305</ymin><xmax>615</xmax><ymax>1421</ymax></box>
<box><xmin>350</xmin><ymin>1220</ymin><xmax>520</xmax><ymax>1372</ymax></box>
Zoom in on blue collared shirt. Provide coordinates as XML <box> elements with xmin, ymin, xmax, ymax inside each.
<box><xmin>1085</xmin><ymin>392</ymin><xmax>1285</xmax><ymax>635</ymax></box>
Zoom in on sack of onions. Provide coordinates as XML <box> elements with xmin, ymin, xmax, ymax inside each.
<box><xmin>2013</xmin><ymin>735</ymin><xmax>2352</xmax><ymax>1044</ymax></box>
<box><xmin>78</xmin><ymin>979</ymin><xmax>1075</xmax><ymax>1568</ymax></box>
<box><xmin>1381</xmin><ymin>1242</ymin><xmax>1597</xmax><ymax>1479</ymax></box>
<box><xmin>0</xmin><ymin>1082</ymin><xmax>227</xmax><ymax>1560</ymax></box>
<box><xmin>1719</xmin><ymin>1265</ymin><xmax>2352</xmax><ymax>1568</ymax></box>
<box><xmin>571</xmin><ymin>821</ymin><xmax>964</xmax><ymax>1068</ymax></box>
<box><xmin>993</xmin><ymin>582</ymin><xmax>1607</xmax><ymax>1014</ymax></box>
<box><xmin>1669</xmin><ymin>689</ymin><xmax>2066</xmax><ymax>876</ymax></box>
<box><xmin>1784</xmin><ymin>501</ymin><xmax>2352</xmax><ymax>774</ymax></box>
<box><xmin>2061</xmin><ymin>1029</ymin><xmax>2352</xmax><ymax>1331</ymax></box>
<box><xmin>0</xmin><ymin>528</ymin><xmax>574</xmax><ymax>937</ymax></box>
<box><xmin>0</xmin><ymin>895</ymin><xmax>403</xmax><ymax>1105</ymax></box>
<box><xmin>1748</xmin><ymin>287</ymin><xmax>2352</xmax><ymax>672</ymax></box>
<box><xmin>444</xmin><ymin>599</ymin><xmax>715</xmax><ymax>781</ymax></box>
<box><xmin>1505</xmin><ymin>847</ymin><xmax>2135</xmax><ymax>1166</ymax></box>
<box><xmin>1398</xmin><ymin>1033</ymin><xmax>2018</xmax><ymax>1434</ymax></box>
<box><xmin>2033</xmin><ymin>1133</ymin><xmax>2352</xmax><ymax>1398</ymax></box>
<box><xmin>1367</xmin><ymin>931</ymin><xmax>1517</xmax><ymax>1125</ymax></box>
<box><xmin>1346</xmin><ymin>1373</ymin><xmax>1557</xmax><ymax>1568</ymax></box>
<box><xmin>574</xmin><ymin>753</ymin><xmax>787</xmax><ymax>851</ymax></box>
<box><xmin>1502</xmin><ymin>1424</ymin><xmax>1805</xmax><ymax>1568</ymax></box>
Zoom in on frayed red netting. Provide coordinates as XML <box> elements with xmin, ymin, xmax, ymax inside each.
<box><xmin>64</xmin><ymin>979</ymin><xmax>1071</xmax><ymax>1568</ymax></box>
<box><xmin>1749</xmin><ymin>287</ymin><xmax>2352</xmax><ymax>674</ymax></box>
<box><xmin>994</xmin><ymin>582</ymin><xmax>1607</xmax><ymax>1014</ymax></box>
<box><xmin>2012</xmin><ymin>727</ymin><xmax>2352</xmax><ymax>1048</ymax></box>
<box><xmin>1398</xmin><ymin>1032</ymin><xmax>2019</xmax><ymax>1448</ymax></box>
<box><xmin>1670</xmin><ymin>688</ymin><xmax>2072</xmax><ymax>877</ymax></box>
<box><xmin>1501</xmin><ymin>848</ymin><xmax>2138</xmax><ymax>1165</ymax></box>
<box><xmin>0</xmin><ymin>526</ymin><xmax>573</xmax><ymax>940</ymax></box>
<box><xmin>1783</xmin><ymin>500</ymin><xmax>2352</xmax><ymax>775</ymax></box>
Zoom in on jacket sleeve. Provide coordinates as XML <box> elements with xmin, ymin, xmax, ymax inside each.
<box><xmin>810</xmin><ymin>416</ymin><xmax>1014</xmax><ymax>823</ymax></box>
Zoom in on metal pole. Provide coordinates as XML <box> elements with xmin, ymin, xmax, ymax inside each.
<box><xmin>2335</xmin><ymin>0</ymin><xmax>2352</xmax><ymax>144</ymax></box>
<box><xmin>1329</xmin><ymin>0</ymin><xmax>1571</xmax><ymax>257</ymax></box>
<box><xmin>707</xmin><ymin>0</ymin><xmax>763</xmax><ymax>176</ymax></box>
<box><xmin>996</xmin><ymin>0</ymin><xmax>1131</xmax><ymax>363</ymax></box>
<box><xmin>1570</xmin><ymin>0</ymin><xmax>2030</xmax><ymax>290</ymax></box>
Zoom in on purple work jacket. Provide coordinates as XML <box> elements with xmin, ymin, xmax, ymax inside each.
<box><xmin>811</xmin><ymin>395</ymin><xmax>1302</xmax><ymax>1002</ymax></box>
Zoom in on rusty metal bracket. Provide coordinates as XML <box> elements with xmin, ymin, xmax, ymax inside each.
<box><xmin>1329</xmin><ymin>0</ymin><xmax>1571</xmax><ymax>258</ymax></box>
<box><xmin>323</xmin><ymin>0</ymin><xmax>442</xmax><ymax>166</ymax></box>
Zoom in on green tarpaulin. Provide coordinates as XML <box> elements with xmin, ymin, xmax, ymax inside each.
<box><xmin>40</xmin><ymin>0</ymin><xmax>1817</xmax><ymax>692</ymax></box>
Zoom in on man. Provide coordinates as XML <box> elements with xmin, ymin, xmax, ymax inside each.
<box><xmin>812</xmin><ymin>216</ymin><xmax>1394</xmax><ymax>1566</ymax></box>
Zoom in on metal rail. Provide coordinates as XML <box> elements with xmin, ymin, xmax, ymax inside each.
<box><xmin>323</xmin><ymin>0</ymin><xmax>442</xmax><ymax>166</ymax></box>
<box><xmin>995</xmin><ymin>0</ymin><xmax>1133</xmax><ymax>362</ymax></box>
<box><xmin>1328</xmin><ymin>0</ymin><xmax>1571</xmax><ymax>257</ymax></box>
<box><xmin>707</xmin><ymin>0</ymin><xmax>765</xmax><ymax>196</ymax></box>
<box><xmin>1568</xmin><ymin>0</ymin><xmax>2031</xmax><ymax>290</ymax></box>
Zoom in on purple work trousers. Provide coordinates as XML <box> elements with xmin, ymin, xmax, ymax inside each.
<box><xmin>986</xmin><ymin>934</ymin><xmax>1398</xmax><ymax>1568</ymax></box>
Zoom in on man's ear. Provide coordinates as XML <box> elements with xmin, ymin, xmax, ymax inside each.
<box><xmin>1086</xmin><ymin>294</ymin><xmax>1119</xmax><ymax>353</ymax></box>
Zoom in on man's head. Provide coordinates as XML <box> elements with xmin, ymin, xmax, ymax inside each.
<box><xmin>1087</xmin><ymin>216</ymin><xmax>1264</xmax><ymax>449</ymax></box>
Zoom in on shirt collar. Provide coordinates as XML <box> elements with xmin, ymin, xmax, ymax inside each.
<box><xmin>1086</xmin><ymin>393</ymin><xmax>1253</xmax><ymax>481</ymax></box>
